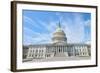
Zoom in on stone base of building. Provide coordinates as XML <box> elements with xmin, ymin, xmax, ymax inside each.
<box><xmin>23</xmin><ymin>56</ymin><xmax>91</xmax><ymax>62</ymax></box>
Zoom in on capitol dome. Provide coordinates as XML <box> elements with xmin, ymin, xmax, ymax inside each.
<box><xmin>52</xmin><ymin>22</ymin><xmax>67</xmax><ymax>44</ymax></box>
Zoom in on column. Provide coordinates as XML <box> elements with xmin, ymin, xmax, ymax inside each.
<box><xmin>56</xmin><ymin>46</ymin><xmax>57</xmax><ymax>53</ymax></box>
<box><xmin>73</xmin><ymin>46</ymin><xmax>75</xmax><ymax>56</ymax></box>
<box><xmin>61</xmin><ymin>46</ymin><xmax>62</xmax><ymax>52</ymax></box>
<box><xmin>63</xmin><ymin>46</ymin><xmax>65</xmax><ymax>53</ymax></box>
<box><xmin>57</xmin><ymin>46</ymin><xmax>58</xmax><ymax>53</ymax></box>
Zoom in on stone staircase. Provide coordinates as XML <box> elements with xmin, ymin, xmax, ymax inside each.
<box><xmin>54</xmin><ymin>53</ymin><xmax>67</xmax><ymax>57</ymax></box>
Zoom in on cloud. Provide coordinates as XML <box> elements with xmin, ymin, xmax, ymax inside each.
<box><xmin>23</xmin><ymin>27</ymin><xmax>52</xmax><ymax>45</ymax></box>
<box><xmin>63</xmin><ymin>22</ymin><xmax>85</xmax><ymax>43</ymax></box>
<box><xmin>60</xmin><ymin>13</ymin><xmax>90</xmax><ymax>43</ymax></box>
<box><xmin>23</xmin><ymin>15</ymin><xmax>60</xmax><ymax>45</ymax></box>
<box><xmin>84</xmin><ymin>20</ymin><xmax>91</xmax><ymax>27</ymax></box>
<box><xmin>24</xmin><ymin>16</ymin><xmax>45</xmax><ymax>31</ymax></box>
<box><xmin>35</xmin><ymin>18</ymin><xmax>57</xmax><ymax>33</ymax></box>
<box><xmin>23</xmin><ymin>12</ymin><xmax>91</xmax><ymax>45</ymax></box>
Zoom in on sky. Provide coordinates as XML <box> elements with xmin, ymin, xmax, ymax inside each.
<box><xmin>22</xmin><ymin>10</ymin><xmax>91</xmax><ymax>45</ymax></box>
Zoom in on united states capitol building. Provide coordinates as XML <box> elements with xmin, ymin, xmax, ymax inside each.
<box><xmin>23</xmin><ymin>23</ymin><xmax>91</xmax><ymax>62</ymax></box>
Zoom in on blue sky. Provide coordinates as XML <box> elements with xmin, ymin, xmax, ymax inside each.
<box><xmin>22</xmin><ymin>10</ymin><xmax>91</xmax><ymax>45</ymax></box>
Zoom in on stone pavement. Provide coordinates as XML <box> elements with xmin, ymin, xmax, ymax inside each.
<box><xmin>23</xmin><ymin>56</ymin><xmax>91</xmax><ymax>62</ymax></box>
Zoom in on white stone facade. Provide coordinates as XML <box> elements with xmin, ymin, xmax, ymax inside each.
<box><xmin>23</xmin><ymin>44</ymin><xmax>90</xmax><ymax>61</ymax></box>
